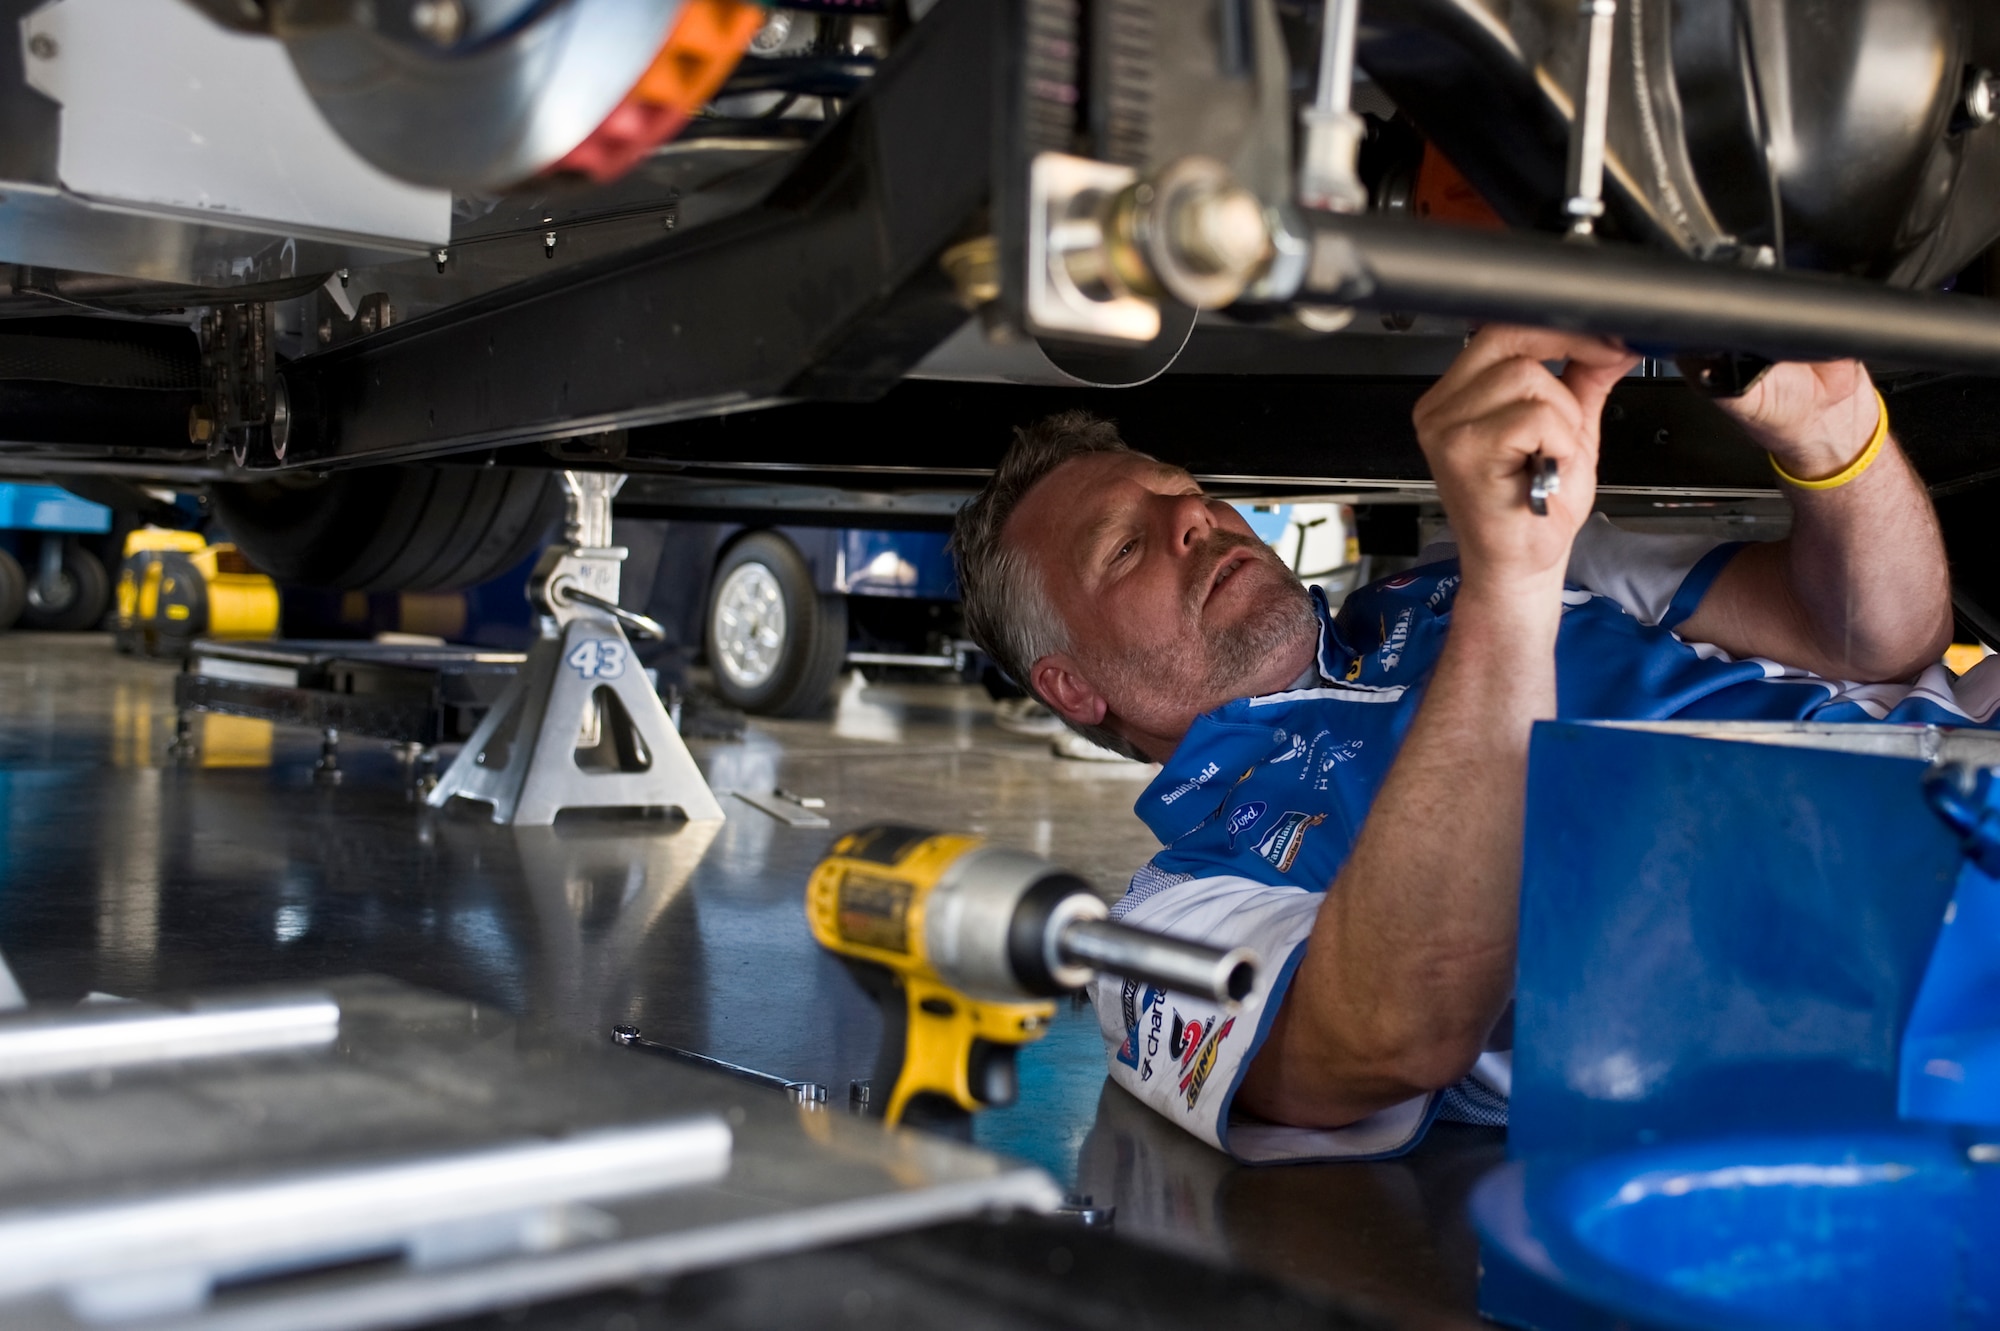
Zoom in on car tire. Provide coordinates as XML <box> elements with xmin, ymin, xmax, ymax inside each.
<box><xmin>0</xmin><ymin>548</ymin><xmax>24</xmax><ymax>631</ymax></box>
<box><xmin>21</xmin><ymin>543</ymin><xmax>109</xmax><ymax>631</ymax></box>
<box><xmin>208</xmin><ymin>465</ymin><xmax>561</xmax><ymax>592</ymax></box>
<box><xmin>704</xmin><ymin>531</ymin><xmax>847</xmax><ymax>717</ymax></box>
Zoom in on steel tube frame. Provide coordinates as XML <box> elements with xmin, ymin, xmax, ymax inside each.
<box><xmin>1298</xmin><ymin>211</ymin><xmax>2000</xmax><ymax>373</ymax></box>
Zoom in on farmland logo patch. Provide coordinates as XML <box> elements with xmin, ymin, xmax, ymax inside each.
<box><xmin>1256</xmin><ymin>810</ymin><xmax>1327</xmax><ymax>873</ymax></box>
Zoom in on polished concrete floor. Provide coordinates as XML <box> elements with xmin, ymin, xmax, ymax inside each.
<box><xmin>0</xmin><ymin>633</ymin><xmax>1499</xmax><ymax>1329</ymax></box>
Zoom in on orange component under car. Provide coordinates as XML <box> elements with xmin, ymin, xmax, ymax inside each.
<box><xmin>552</xmin><ymin>0</ymin><xmax>767</xmax><ymax>183</ymax></box>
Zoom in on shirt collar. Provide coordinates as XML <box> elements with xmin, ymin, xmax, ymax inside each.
<box><xmin>1134</xmin><ymin>588</ymin><xmax>1343</xmax><ymax>843</ymax></box>
<box><xmin>1311</xmin><ymin>584</ymin><xmax>1353</xmax><ymax>684</ymax></box>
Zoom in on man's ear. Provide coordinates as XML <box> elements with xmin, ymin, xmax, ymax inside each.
<box><xmin>1030</xmin><ymin>654</ymin><xmax>1108</xmax><ymax>729</ymax></box>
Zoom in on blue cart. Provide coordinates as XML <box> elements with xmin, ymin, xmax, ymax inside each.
<box><xmin>0</xmin><ymin>483</ymin><xmax>114</xmax><ymax>632</ymax></box>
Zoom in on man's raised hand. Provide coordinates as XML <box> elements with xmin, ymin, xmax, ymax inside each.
<box><xmin>1712</xmin><ymin>359</ymin><xmax>1878</xmax><ymax>482</ymax></box>
<box><xmin>1412</xmin><ymin>326</ymin><xmax>1638</xmax><ymax>596</ymax></box>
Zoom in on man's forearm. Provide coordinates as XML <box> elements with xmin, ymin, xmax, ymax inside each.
<box><xmin>1686</xmin><ymin>437</ymin><xmax>1951</xmax><ymax>682</ymax></box>
<box><xmin>1780</xmin><ymin>435</ymin><xmax>1951</xmax><ymax>679</ymax></box>
<box><xmin>1690</xmin><ymin>373</ymin><xmax>1953</xmax><ymax>682</ymax></box>
<box><xmin>1237</xmin><ymin>583</ymin><xmax>1557</xmax><ymax>1128</ymax></box>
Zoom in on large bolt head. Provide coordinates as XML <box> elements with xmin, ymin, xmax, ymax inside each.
<box><xmin>1131</xmin><ymin>157</ymin><xmax>1274</xmax><ymax>308</ymax></box>
<box><xmin>1968</xmin><ymin>69</ymin><xmax>1999</xmax><ymax>125</ymax></box>
<box><xmin>1177</xmin><ymin>185</ymin><xmax>1272</xmax><ymax>276</ymax></box>
<box><xmin>408</xmin><ymin>0</ymin><xmax>466</xmax><ymax>46</ymax></box>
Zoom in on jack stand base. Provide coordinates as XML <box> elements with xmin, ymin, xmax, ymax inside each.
<box><xmin>426</xmin><ymin>614</ymin><xmax>725</xmax><ymax>827</ymax></box>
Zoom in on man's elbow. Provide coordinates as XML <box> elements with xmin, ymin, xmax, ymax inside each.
<box><xmin>1243</xmin><ymin>1016</ymin><xmax>1487</xmax><ymax>1130</ymax></box>
<box><xmin>1851</xmin><ymin>612</ymin><xmax>1954</xmax><ymax>684</ymax></box>
<box><xmin>1808</xmin><ymin>600</ymin><xmax>1954</xmax><ymax>685</ymax></box>
<box><xmin>1353</xmin><ymin>1023</ymin><xmax>1488</xmax><ymax>1098</ymax></box>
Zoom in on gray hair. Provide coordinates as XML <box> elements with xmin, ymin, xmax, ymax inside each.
<box><xmin>952</xmin><ymin>410</ymin><xmax>1151</xmax><ymax>760</ymax></box>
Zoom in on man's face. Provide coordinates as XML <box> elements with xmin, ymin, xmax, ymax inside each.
<box><xmin>1006</xmin><ymin>452</ymin><xmax>1318</xmax><ymax>753</ymax></box>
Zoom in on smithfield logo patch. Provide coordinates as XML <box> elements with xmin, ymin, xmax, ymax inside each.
<box><xmin>1381</xmin><ymin>572</ymin><xmax>1420</xmax><ymax>590</ymax></box>
<box><xmin>1225</xmin><ymin>801</ymin><xmax>1267</xmax><ymax>844</ymax></box>
<box><xmin>1159</xmin><ymin>760</ymin><xmax>1221</xmax><ymax>806</ymax></box>
<box><xmin>1256</xmin><ymin>810</ymin><xmax>1327</xmax><ymax>873</ymax></box>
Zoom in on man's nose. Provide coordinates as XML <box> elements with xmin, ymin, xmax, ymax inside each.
<box><xmin>1166</xmin><ymin>493</ymin><xmax>1217</xmax><ymax>555</ymax></box>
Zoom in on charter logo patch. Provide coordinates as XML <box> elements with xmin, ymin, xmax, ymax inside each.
<box><xmin>1256</xmin><ymin>810</ymin><xmax>1326</xmax><ymax>873</ymax></box>
<box><xmin>1159</xmin><ymin>760</ymin><xmax>1221</xmax><ymax>806</ymax></box>
<box><xmin>1180</xmin><ymin>1016</ymin><xmax>1236</xmax><ymax>1110</ymax></box>
<box><xmin>1115</xmin><ymin>981</ymin><xmax>1165</xmax><ymax>1072</ymax></box>
<box><xmin>1225</xmin><ymin>801</ymin><xmax>1267</xmax><ymax>844</ymax></box>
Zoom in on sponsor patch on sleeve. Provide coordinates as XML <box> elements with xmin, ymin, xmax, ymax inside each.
<box><xmin>1115</xmin><ymin>981</ymin><xmax>1167</xmax><ymax>1077</ymax></box>
<box><xmin>1254</xmin><ymin>810</ymin><xmax>1326</xmax><ymax>873</ymax></box>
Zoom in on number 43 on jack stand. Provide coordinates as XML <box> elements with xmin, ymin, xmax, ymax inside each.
<box><xmin>426</xmin><ymin>472</ymin><xmax>727</xmax><ymax>827</ymax></box>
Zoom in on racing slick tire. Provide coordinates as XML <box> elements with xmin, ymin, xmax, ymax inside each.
<box><xmin>209</xmin><ymin>465</ymin><xmax>561</xmax><ymax>592</ymax></box>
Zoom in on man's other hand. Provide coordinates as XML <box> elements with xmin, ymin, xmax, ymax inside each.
<box><xmin>1412</xmin><ymin>326</ymin><xmax>1640</xmax><ymax>595</ymax></box>
<box><xmin>1673</xmin><ymin>355</ymin><xmax>1952</xmax><ymax>682</ymax></box>
<box><xmin>1710</xmin><ymin>359</ymin><xmax>1879</xmax><ymax>482</ymax></box>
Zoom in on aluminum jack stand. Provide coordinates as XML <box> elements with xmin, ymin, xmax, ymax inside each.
<box><xmin>426</xmin><ymin>472</ymin><xmax>726</xmax><ymax>827</ymax></box>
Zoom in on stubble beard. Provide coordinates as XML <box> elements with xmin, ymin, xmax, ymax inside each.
<box><xmin>1190</xmin><ymin>548</ymin><xmax>1317</xmax><ymax>696</ymax></box>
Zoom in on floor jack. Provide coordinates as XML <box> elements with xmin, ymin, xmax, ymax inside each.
<box><xmin>426</xmin><ymin>472</ymin><xmax>726</xmax><ymax>827</ymax></box>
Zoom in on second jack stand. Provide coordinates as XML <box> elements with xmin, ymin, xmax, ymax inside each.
<box><xmin>426</xmin><ymin>472</ymin><xmax>726</xmax><ymax>827</ymax></box>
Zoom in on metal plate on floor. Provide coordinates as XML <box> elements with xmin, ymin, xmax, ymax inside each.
<box><xmin>0</xmin><ymin>978</ymin><xmax>1060</xmax><ymax>1331</ymax></box>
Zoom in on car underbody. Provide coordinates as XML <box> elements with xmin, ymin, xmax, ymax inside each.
<box><xmin>2</xmin><ymin>0</ymin><xmax>2000</xmax><ymax>628</ymax></box>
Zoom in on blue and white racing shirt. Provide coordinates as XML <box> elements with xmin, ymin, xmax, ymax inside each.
<box><xmin>1093</xmin><ymin>516</ymin><xmax>2000</xmax><ymax>1163</ymax></box>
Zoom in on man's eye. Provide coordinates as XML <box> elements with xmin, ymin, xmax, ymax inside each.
<box><xmin>1113</xmin><ymin>539</ymin><xmax>1136</xmax><ymax>562</ymax></box>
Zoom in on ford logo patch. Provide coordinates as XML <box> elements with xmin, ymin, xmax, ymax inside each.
<box><xmin>1226</xmin><ymin>801</ymin><xmax>1267</xmax><ymax>841</ymax></box>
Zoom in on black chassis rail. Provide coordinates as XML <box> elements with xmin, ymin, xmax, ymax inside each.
<box><xmin>600</xmin><ymin>373</ymin><xmax>1775</xmax><ymax>500</ymax></box>
<box><xmin>583</xmin><ymin>370</ymin><xmax>2000</xmax><ymax>523</ymax></box>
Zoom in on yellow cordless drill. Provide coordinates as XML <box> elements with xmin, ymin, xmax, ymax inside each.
<box><xmin>807</xmin><ymin>824</ymin><xmax>1257</xmax><ymax>1129</ymax></box>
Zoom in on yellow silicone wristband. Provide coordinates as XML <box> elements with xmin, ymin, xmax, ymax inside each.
<box><xmin>1769</xmin><ymin>389</ymin><xmax>1889</xmax><ymax>491</ymax></box>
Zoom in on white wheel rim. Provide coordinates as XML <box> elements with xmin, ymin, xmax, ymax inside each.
<box><xmin>713</xmin><ymin>561</ymin><xmax>788</xmax><ymax>690</ymax></box>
